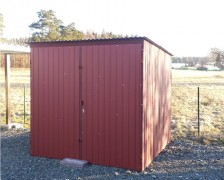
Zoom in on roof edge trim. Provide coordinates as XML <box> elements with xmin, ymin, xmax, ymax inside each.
<box><xmin>29</xmin><ymin>37</ymin><xmax>173</xmax><ymax>56</ymax></box>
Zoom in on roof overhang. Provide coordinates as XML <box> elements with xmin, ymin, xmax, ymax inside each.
<box><xmin>29</xmin><ymin>36</ymin><xmax>173</xmax><ymax>56</ymax></box>
<box><xmin>0</xmin><ymin>43</ymin><xmax>30</xmax><ymax>54</ymax></box>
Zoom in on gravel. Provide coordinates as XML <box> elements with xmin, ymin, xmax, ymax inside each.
<box><xmin>1</xmin><ymin>129</ymin><xmax>224</xmax><ymax>180</ymax></box>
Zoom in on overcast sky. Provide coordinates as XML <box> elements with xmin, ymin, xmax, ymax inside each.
<box><xmin>1</xmin><ymin>0</ymin><xmax>223</xmax><ymax>57</ymax></box>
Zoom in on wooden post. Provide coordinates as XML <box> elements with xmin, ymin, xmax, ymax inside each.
<box><xmin>5</xmin><ymin>54</ymin><xmax>11</xmax><ymax>124</ymax></box>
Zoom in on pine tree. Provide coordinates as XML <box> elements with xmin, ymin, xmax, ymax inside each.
<box><xmin>0</xmin><ymin>12</ymin><xmax>4</xmax><ymax>41</ymax></box>
<box><xmin>60</xmin><ymin>23</ymin><xmax>84</xmax><ymax>40</ymax></box>
<box><xmin>29</xmin><ymin>10</ymin><xmax>63</xmax><ymax>41</ymax></box>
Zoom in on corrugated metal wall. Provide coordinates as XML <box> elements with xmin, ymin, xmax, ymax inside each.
<box><xmin>31</xmin><ymin>45</ymin><xmax>81</xmax><ymax>159</ymax></box>
<box><xmin>142</xmin><ymin>40</ymin><xmax>171</xmax><ymax>170</ymax></box>
<box><xmin>81</xmin><ymin>43</ymin><xmax>142</xmax><ymax>170</ymax></box>
<box><xmin>31</xmin><ymin>40</ymin><xmax>143</xmax><ymax>171</ymax></box>
<box><xmin>31</xmin><ymin>38</ymin><xmax>171</xmax><ymax>172</ymax></box>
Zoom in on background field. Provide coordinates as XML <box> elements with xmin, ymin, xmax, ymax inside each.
<box><xmin>0</xmin><ymin>68</ymin><xmax>223</xmax><ymax>140</ymax></box>
<box><xmin>172</xmin><ymin>70</ymin><xmax>224</xmax><ymax>83</ymax></box>
<box><xmin>0</xmin><ymin>68</ymin><xmax>30</xmax><ymax>128</ymax></box>
<box><xmin>172</xmin><ymin>70</ymin><xmax>224</xmax><ymax>141</ymax></box>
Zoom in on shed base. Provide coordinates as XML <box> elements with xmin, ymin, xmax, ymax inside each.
<box><xmin>0</xmin><ymin>123</ymin><xmax>23</xmax><ymax>131</ymax></box>
<box><xmin>60</xmin><ymin>158</ymin><xmax>88</xmax><ymax>168</ymax></box>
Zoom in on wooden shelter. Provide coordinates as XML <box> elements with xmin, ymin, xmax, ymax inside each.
<box><xmin>0</xmin><ymin>43</ymin><xmax>30</xmax><ymax>124</ymax></box>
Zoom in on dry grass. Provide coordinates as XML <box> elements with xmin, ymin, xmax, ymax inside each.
<box><xmin>172</xmin><ymin>70</ymin><xmax>224</xmax><ymax>141</ymax></box>
<box><xmin>0</xmin><ymin>68</ymin><xmax>224</xmax><ymax>141</ymax></box>
<box><xmin>0</xmin><ymin>68</ymin><xmax>30</xmax><ymax>84</ymax></box>
<box><xmin>0</xmin><ymin>68</ymin><xmax>30</xmax><ymax>128</ymax></box>
<box><xmin>172</xmin><ymin>69</ymin><xmax>224</xmax><ymax>84</ymax></box>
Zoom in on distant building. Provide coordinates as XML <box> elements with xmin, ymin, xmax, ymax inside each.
<box><xmin>205</xmin><ymin>62</ymin><xmax>220</xmax><ymax>71</ymax></box>
<box><xmin>195</xmin><ymin>62</ymin><xmax>221</xmax><ymax>71</ymax></box>
<box><xmin>171</xmin><ymin>63</ymin><xmax>186</xmax><ymax>69</ymax></box>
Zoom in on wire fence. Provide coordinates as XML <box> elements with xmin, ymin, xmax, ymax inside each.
<box><xmin>0</xmin><ymin>81</ymin><xmax>223</xmax><ymax>138</ymax></box>
<box><xmin>171</xmin><ymin>84</ymin><xmax>224</xmax><ymax>138</ymax></box>
<box><xmin>0</xmin><ymin>84</ymin><xmax>30</xmax><ymax>128</ymax></box>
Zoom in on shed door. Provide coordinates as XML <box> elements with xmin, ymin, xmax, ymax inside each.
<box><xmin>31</xmin><ymin>46</ymin><xmax>81</xmax><ymax>159</ymax></box>
<box><xmin>80</xmin><ymin>44</ymin><xmax>142</xmax><ymax>170</ymax></box>
<box><xmin>80</xmin><ymin>45</ymin><xmax>106</xmax><ymax>162</ymax></box>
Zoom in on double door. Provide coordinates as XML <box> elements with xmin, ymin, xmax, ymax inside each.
<box><xmin>31</xmin><ymin>43</ymin><xmax>142</xmax><ymax>170</ymax></box>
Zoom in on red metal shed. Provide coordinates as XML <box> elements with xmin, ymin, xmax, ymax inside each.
<box><xmin>30</xmin><ymin>37</ymin><xmax>172</xmax><ymax>171</ymax></box>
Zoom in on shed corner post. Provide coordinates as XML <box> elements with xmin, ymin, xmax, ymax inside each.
<box><xmin>5</xmin><ymin>53</ymin><xmax>11</xmax><ymax>124</ymax></box>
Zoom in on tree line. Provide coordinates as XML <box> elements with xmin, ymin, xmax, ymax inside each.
<box><xmin>0</xmin><ymin>10</ymin><xmax>223</xmax><ymax>69</ymax></box>
<box><xmin>29</xmin><ymin>10</ymin><xmax>126</xmax><ymax>42</ymax></box>
<box><xmin>172</xmin><ymin>48</ymin><xmax>224</xmax><ymax>70</ymax></box>
<box><xmin>0</xmin><ymin>9</ymin><xmax>127</xmax><ymax>68</ymax></box>
<box><xmin>1</xmin><ymin>9</ymin><xmax>126</xmax><ymax>45</ymax></box>
<box><xmin>0</xmin><ymin>54</ymin><xmax>30</xmax><ymax>68</ymax></box>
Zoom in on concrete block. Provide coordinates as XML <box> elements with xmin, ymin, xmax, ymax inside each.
<box><xmin>60</xmin><ymin>158</ymin><xmax>88</xmax><ymax>168</ymax></box>
<box><xmin>0</xmin><ymin>123</ymin><xmax>23</xmax><ymax>131</ymax></box>
<box><xmin>0</xmin><ymin>124</ymin><xmax>9</xmax><ymax>131</ymax></box>
<box><xmin>8</xmin><ymin>123</ymin><xmax>23</xmax><ymax>129</ymax></box>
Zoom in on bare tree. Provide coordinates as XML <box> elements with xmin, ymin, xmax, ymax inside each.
<box><xmin>211</xmin><ymin>48</ymin><xmax>224</xmax><ymax>69</ymax></box>
<box><xmin>199</xmin><ymin>57</ymin><xmax>209</xmax><ymax>68</ymax></box>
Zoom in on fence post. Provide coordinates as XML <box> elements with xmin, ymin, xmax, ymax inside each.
<box><xmin>24</xmin><ymin>85</ymin><xmax>26</xmax><ymax>124</ymax></box>
<box><xmin>5</xmin><ymin>54</ymin><xmax>11</xmax><ymax>124</ymax></box>
<box><xmin>198</xmin><ymin>87</ymin><xmax>200</xmax><ymax>136</ymax></box>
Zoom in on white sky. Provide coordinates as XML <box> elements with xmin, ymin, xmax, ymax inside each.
<box><xmin>0</xmin><ymin>0</ymin><xmax>223</xmax><ymax>57</ymax></box>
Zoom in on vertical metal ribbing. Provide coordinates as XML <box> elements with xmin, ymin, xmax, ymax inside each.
<box><xmin>79</xmin><ymin>47</ymin><xmax>83</xmax><ymax>159</ymax></box>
